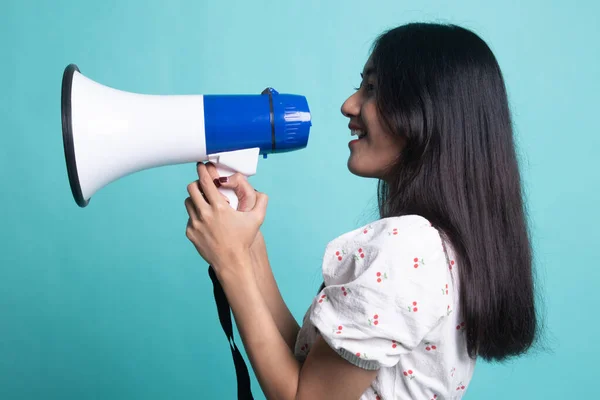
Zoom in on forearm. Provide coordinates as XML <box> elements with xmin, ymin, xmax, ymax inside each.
<box><xmin>217</xmin><ymin>260</ymin><xmax>301</xmax><ymax>400</ymax></box>
<box><xmin>250</xmin><ymin>232</ymin><xmax>301</xmax><ymax>351</ymax></box>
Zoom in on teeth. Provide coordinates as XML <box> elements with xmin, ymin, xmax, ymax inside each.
<box><xmin>351</xmin><ymin>129</ymin><xmax>366</xmax><ymax>138</ymax></box>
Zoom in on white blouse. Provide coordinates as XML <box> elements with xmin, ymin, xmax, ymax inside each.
<box><xmin>294</xmin><ymin>215</ymin><xmax>476</xmax><ymax>399</ymax></box>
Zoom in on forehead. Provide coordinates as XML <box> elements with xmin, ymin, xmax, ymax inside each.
<box><xmin>362</xmin><ymin>58</ymin><xmax>375</xmax><ymax>77</ymax></box>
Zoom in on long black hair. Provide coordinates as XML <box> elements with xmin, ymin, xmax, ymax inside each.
<box><xmin>368</xmin><ymin>22</ymin><xmax>539</xmax><ymax>362</ymax></box>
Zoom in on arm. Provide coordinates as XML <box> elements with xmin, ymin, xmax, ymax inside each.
<box><xmin>203</xmin><ymin>164</ymin><xmax>300</xmax><ymax>352</ymax></box>
<box><xmin>249</xmin><ymin>231</ymin><xmax>301</xmax><ymax>352</ymax></box>
<box><xmin>188</xmin><ymin>164</ymin><xmax>377</xmax><ymax>398</ymax></box>
<box><xmin>217</xmin><ymin>259</ymin><xmax>378</xmax><ymax>400</ymax></box>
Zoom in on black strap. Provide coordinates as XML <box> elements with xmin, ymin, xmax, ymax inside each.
<box><xmin>208</xmin><ymin>265</ymin><xmax>255</xmax><ymax>400</ymax></box>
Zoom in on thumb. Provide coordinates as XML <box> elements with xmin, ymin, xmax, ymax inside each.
<box><xmin>251</xmin><ymin>192</ymin><xmax>269</xmax><ymax>222</ymax></box>
<box><xmin>217</xmin><ymin>173</ymin><xmax>255</xmax><ymax>212</ymax></box>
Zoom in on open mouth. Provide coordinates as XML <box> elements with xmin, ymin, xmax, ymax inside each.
<box><xmin>351</xmin><ymin>129</ymin><xmax>367</xmax><ymax>139</ymax></box>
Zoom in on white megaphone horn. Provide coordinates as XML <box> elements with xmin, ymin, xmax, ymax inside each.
<box><xmin>61</xmin><ymin>64</ymin><xmax>312</xmax><ymax>209</ymax></box>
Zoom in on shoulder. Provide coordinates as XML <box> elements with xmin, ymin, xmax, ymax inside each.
<box><xmin>366</xmin><ymin>214</ymin><xmax>440</xmax><ymax>242</ymax></box>
<box><xmin>334</xmin><ymin>214</ymin><xmax>437</xmax><ymax>238</ymax></box>
<box><xmin>322</xmin><ymin>215</ymin><xmax>447</xmax><ymax>286</ymax></box>
<box><xmin>326</xmin><ymin>214</ymin><xmax>443</xmax><ymax>257</ymax></box>
<box><xmin>310</xmin><ymin>215</ymin><xmax>453</xmax><ymax>365</ymax></box>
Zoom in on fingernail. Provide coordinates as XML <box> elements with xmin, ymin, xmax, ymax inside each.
<box><xmin>213</xmin><ymin>178</ymin><xmax>221</xmax><ymax>188</ymax></box>
<box><xmin>219</xmin><ymin>177</ymin><xmax>229</xmax><ymax>183</ymax></box>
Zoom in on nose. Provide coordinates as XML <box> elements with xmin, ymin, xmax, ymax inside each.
<box><xmin>341</xmin><ymin>91</ymin><xmax>360</xmax><ymax>118</ymax></box>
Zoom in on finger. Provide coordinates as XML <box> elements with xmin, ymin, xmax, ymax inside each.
<box><xmin>204</xmin><ymin>163</ymin><xmax>231</xmax><ymax>204</ymax></box>
<box><xmin>184</xmin><ymin>197</ymin><xmax>199</xmax><ymax>221</ymax></box>
<box><xmin>199</xmin><ymin>162</ymin><xmax>221</xmax><ymax>187</ymax></box>
<box><xmin>194</xmin><ymin>163</ymin><xmax>226</xmax><ymax>204</ymax></box>
<box><xmin>200</xmin><ymin>162</ymin><xmax>226</xmax><ymax>193</ymax></box>
<box><xmin>185</xmin><ymin>218</ymin><xmax>195</xmax><ymax>242</ymax></box>
<box><xmin>197</xmin><ymin>163</ymin><xmax>224</xmax><ymax>207</ymax></box>
<box><xmin>217</xmin><ymin>173</ymin><xmax>256</xmax><ymax>211</ymax></box>
<box><xmin>204</xmin><ymin>162</ymin><xmax>220</xmax><ymax>180</ymax></box>
<box><xmin>251</xmin><ymin>191</ymin><xmax>269</xmax><ymax>223</ymax></box>
<box><xmin>187</xmin><ymin>180</ymin><xmax>209</xmax><ymax>214</ymax></box>
<box><xmin>217</xmin><ymin>172</ymin><xmax>250</xmax><ymax>191</ymax></box>
<box><xmin>197</xmin><ymin>162</ymin><xmax>220</xmax><ymax>199</ymax></box>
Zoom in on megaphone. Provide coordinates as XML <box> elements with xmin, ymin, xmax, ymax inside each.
<box><xmin>61</xmin><ymin>64</ymin><xmax>312</xmax><ymax>209</ymax></box>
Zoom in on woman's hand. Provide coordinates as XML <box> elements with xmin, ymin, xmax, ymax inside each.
<box><xmin>184</xmin><ymin>162</ymin><xmax>268</xmax><ymax>278</ymax></box>
<box><xmin>206</xmin><ymin>164</ymin><xmax>259</xmax><ymax>213</ymax></box>
<box><xmin>197</xmin><ymin>164</ymin><xmax>300</xmax><ymax>351</ymax></box>
<box><xmin>199</xmin><ymin>163</ymin><xmax>266</xmax><ymax>251</ymax></box>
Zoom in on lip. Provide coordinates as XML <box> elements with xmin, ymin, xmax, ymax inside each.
<box><xmin>348</xmin><ymin>123</ymin><xmax>364</xmax><ymax>131</ymax></box>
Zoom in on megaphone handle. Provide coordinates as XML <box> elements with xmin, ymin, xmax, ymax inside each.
<box><xmin>215</xmin><ymin>166</ymin><xmax>240</xmax><ymax>210</ymax></box>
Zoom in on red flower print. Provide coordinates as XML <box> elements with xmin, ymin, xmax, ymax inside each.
<box><xmin>403</xmin><ymin>369</ymin><xmax>415</xmax><ymax>380</ymax></box>
<box><xmin>376</xmin><ymin>271</ymin><xmax>388</xmax><ymax>283</ymax></box>
<box><xmin>333</xmin><ymin>325</ymin><xmax>343</xmax><ymax>334</ymax></box>
<box><xmin>341</xmin><ymin>286</ymin><xmax>352</xmax><ymax>296</ymax></box>
<box><xmin>300</xmin><ymin>343</ymin><xmax>310</xmax><ymax>353</ymax></box>
<box><xmin>408</xmin><ymin>301</ymin><xmax>418</xmax><ymax>312</ymax></box>
<box><xmin>456</xmin><ymin>382</ymin><xmax>466</xmax><ymax>391</ymax></box>
<box><xmin>413</xmin><ymin>257</ymin><xmax>425</xmax><ymax>268</ymax></box>
<box><xmin>392</xmin><ymin>340</ymin><xmax>398</xmax><ymax>349</ymax></box>
<box><xmin>335</xmin><ymin>249</ymin><xmax>346</xmax><ymax>261</ymax></box>
<box><xmin>449</xmin><ymin>259</ymin><xmax>455</xmax><ymax>270</ymax></box>
<box><xmin>431</xmin><ymin>395</ymin><xmax>438</xmax><ymax>400</ymax></box>
<box><xmin>318</xmin><ymin>294</ymin><xmax>327</xmax><ymax>303</ymax></box>
<box><xmin>456</xmin><ymin>321</ymin><xmax>466</xmax><ymax>332</ymax></box>
<box><xmin>450</xmin><ymin>367</ymin><xmax>456</xmax><ymax>377</ymax></box>
<box><xmin>374</xmin><ymin>390</ymin><xmax>381</xmax><ymax>400</ymax></box>
<box><xmin>368</xmin><ymin>314</ymin><xmax>380</xmax><ymax>326</ymax></box>
<box><xmin>388</xmin><ymin>227</ymin><xmax>399</xmax><ymax>236</ymax></box>
<box><xmin>354</xmin><ymin>248</ymin><xmax>366</xmax><ymax>261</ymax></box>
<box><xmin>441</xmin><ymin>284</ymin><xmax>449</xmax><ymax>295</ymax></box>
<box><xmin>362</xmin><ymin>225</ymin><xmax>373</xmax><ymax>234</ymax></box>
<box><xmin>447</xmin><ymin>305</ymin><xmax>453</xmax><ymax>316</ymax></box>
<box><xmin>425</xmin><ymin>342</ymin><xmax>437</xmax><ymax>351</ymax></box>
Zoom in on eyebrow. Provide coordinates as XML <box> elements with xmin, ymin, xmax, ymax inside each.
<box><xmin>360</xmin><ymin>67</ymin><xmax>375</xmax><ymax>79</ymax></box>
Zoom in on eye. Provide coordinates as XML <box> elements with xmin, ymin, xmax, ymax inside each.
<box><xmin>353</xmin><ymin>82</ymin><xmax>376</xmax><ymax>92</ymax></box>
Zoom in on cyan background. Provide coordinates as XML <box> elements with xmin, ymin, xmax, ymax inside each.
<box><xmin>1</xmin><ymin>1</ymin><xmax>598</xmax><ymax>399</ymax></box>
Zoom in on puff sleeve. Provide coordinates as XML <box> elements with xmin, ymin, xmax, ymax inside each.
<box><xmin>308</xmin><ymin>215</ymin><xmax>450</xmax><ymax>370</ymax></box>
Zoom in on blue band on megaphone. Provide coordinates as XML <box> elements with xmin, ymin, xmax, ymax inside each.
<box><xmin>203</xmin><ymin>89</ymin><xmax>311</xmax><ymax>156</ymax></box>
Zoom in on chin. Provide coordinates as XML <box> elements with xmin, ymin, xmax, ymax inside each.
<box><xmin>347</xmin><ymin>158</ymin><xmax>378</xmax><ymax>178</ymax></box>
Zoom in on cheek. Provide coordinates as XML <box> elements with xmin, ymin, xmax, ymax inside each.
<box><xmin>367</xmin><ymin>121</ymin><xmax>399</xmax><ymax>151</ymax></box>
<box><xmin>367</xmin><ymin>127</ymin><xmax>404</xmax><ymax>166</ymax></box>
<box><xmin>374</xmin><ymin>142</ymin><xmax>401</xmax><ymax>169</ymax></box>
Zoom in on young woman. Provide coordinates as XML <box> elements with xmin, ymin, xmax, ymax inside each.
<box><xmin>184</xmin><ymin>22</ymin><xmax>538</xmax><ymax>399</ymax></box>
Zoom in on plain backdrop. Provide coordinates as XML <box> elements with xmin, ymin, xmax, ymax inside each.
<box><xmin>1</xmin><ymin>0</ymin><xmax>598</xmax><ymax>398</ymax></box>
